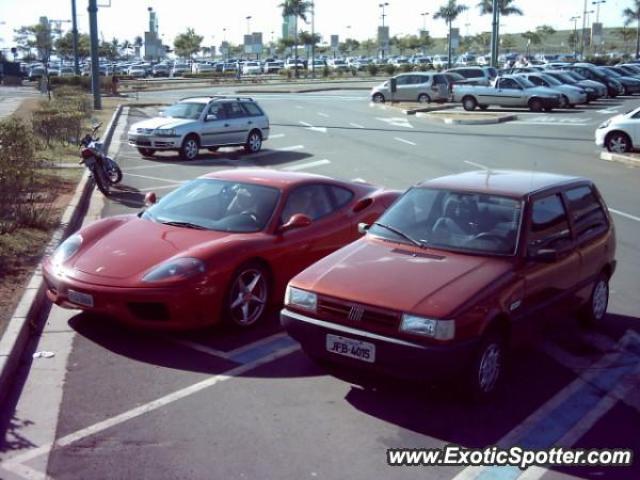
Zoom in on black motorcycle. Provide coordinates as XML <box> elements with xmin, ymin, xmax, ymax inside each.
<box><xmin>79</xmin><ymin>123</ymin><xmax>122</xmax><ymax>196</ymax></box>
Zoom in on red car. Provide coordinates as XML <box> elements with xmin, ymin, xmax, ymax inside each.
<box><xmin>282</xmin><ymin>170</ymin><xmax>616</xmax><ymax>399</ymax></box>
<box><xmin>43</xmin><ymin>169</ymin><xmax>399</xmax><ymax>329</ymax></box>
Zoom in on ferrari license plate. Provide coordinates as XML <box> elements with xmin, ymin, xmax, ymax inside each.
<box><xmin>67</xmin><ymin>289</ymin><xmax>94</xmax><ymax>308</ymax></box>
<box><xmin>326</xmin><ymin>334</ymin><xmax>375</xmax><ymax>363</ymax></box>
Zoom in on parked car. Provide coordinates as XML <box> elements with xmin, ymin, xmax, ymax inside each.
<box><xmin>28</xmin><ymin>66</ymin><xmax>46</xmax><ymax>81</ymax></box>
<box><xmin>370</xmin><ymin>72</ymin><xmax>452</xmax><ymax>103</ymax></box>
<box><xmin>432</xmin><ymin>55</ymin><xmax>450</xmax><ymax>69</ymax></box>
<box><xmin>242</xmin><ymin>61</ymin><xmax>262</xmax><ymax>75</ymax></box>
<box><xmin>152</xmin><ymin>64</ymin><xmax>170</xmax><ymax>77</ymax></box>
<box><xmin>516</xmin><ymin>72</ymin><xmax>588</xmax><ymax>107</ymax></box>
<box><xmin>282</xmin><ymin>170</ymin><xmax>616</xmax><ymax>400</ymax></box>
<box><xmin>544</xmin><ymin>70</ymin><xmax>605</xmax><ymax>101</ymax></box>
<box><xmin>596</xmin><ymin>66</ymin><xmax>640</xmax><ymax>95</ymax></box>
<box><xmin>328</xmin><ymin>59</ymin><xmax>349</xmax><ymax>72</ymax></box>
<box><xmin>43</xmin><ymin>169</ymin><xmax>399</xmax><ymax>329</ymax></box>
<box><xmin>454</xmin><ymin>54</ymin><xmax>477</xmax><ymax>66</ymax></box>
<box><xmin>171</xmin><ymin>63</ymin><xmax>190</xmax><ymax>77</ymax></box>
<box><xmin>264</xmin><ymin>60</ymin><xmax>284</xmax><ymax>73</ymax></box>
<box><xmin>127</xmin><ymin>95</ymin><xmax>270</xmax><ymax>160</ymax></box>
<box><xmin>284</xmin><ymin>58</ymin><xmax>306</xmax><ymax>71</ymax></box>
<box><xmin>563</xmin><ymin>65</ymin><xmax>624</xmax><ymax>97</ymax></box>
<box><xmin>595</xmin><ymin>105</ymin><xmax>640</xmax><ymax>152</ymax></box>
<box><xmin>127</xmin><ymin>66</ymin><xmax>147</xmax><ymax>78</ymax></box>
<box><xmin>192</xmin><ymin>63</ymin><xmax>215</xmax><ymax>74</ymax></box>
<box><xmin>453</xmin><ymin>75</ymin><xmax>561</xmax><ymax>112</ymax></box>
<box><xmin>446</xmin><ymin>66</ymin><xmax>496</xmax><ymax>86</ymax></box>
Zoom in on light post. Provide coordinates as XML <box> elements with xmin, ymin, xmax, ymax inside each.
<box><xmin>379</xmin><ymin>2</ymin><xmax>389</xmax><ymax>60</ymax></box>
<box><xmin>592</xmin><ymin>0</ymin><xmax>606</xmax><ymax>24</ymax></box>
<box><xmin>585</xmin><ymin>9</ymin><xmax>594</xmax><ymax>54</ymax></box>
<box><xmin>570</xmin><ymin>15</ymin><xmax>581</xmax><ymax>58</ymax></box>
<box><xmin>420</xmin><ymin>12</ymin><xmax>429</xmax><ymax>32</ymax></box>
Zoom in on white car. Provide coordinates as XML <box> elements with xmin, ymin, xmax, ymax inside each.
<box><xmin>433</xmin><ymin>55</ymin><xmax>449</xmax><ymax>69</ymax></box>
<box><xmin>595</xmin><ymin>106</ymin><xmax>640</xmax><ymax>153</ymax></box>
<box><xmin>242</xmin><ymin>61</ymin><xmax>262</xmax><ymax>75</ymax></box>
<box><xmin>192</xmin><ymin>63</ymin><xmax>215</xmax><ymax>74</ymax></box>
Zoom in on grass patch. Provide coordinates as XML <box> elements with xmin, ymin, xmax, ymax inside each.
<box><xmin>0</xmin><ymin>89</ymin><xmax>117</xmax><ymax>335</ymax></box>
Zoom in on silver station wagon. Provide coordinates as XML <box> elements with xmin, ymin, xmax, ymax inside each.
<box><xmin>128</xmin><ymin>96</ymin><xmax>270</xmax><ymax>160</ymax></box>
<box><xmin>370</xmin><ymin>72</ymin><xmax>452</xmax><ymax>103</ymax></box>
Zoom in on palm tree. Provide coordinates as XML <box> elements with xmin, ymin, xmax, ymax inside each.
<box><xmin>478</xmin><ymin>0</ymin><xmax>523</xmax><ymax>64</ymax></box>
<box><xmin>623</xmin><ymin>1</ymin><xmax>640</xmax><ymax>59</ymax></box>
<box><xmin>434</xmin><ymin>0</ymin><xmax>468</xmax><ymax>69</ymax></box>
<box><xmin>279</xmin><ymin>0</ymin><xmax>311</xmax><ymax>77</ymax></box>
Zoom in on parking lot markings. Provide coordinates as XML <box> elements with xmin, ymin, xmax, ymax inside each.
<box><xmin>123</xmin><ymin>172</ymin><xmax>185</xmax><ymax>184</ymax></box>
<box><xmin>609</xmin><ymin>208</ymin><xmax>640</xmax><ymax>223</ymax></box>
<box><xmin>0</xmin><ymin>343</ymin><xmax>301</xmax><ymax>478</ymax></box>
<box><xmin>349</xmin><ymin>123</ymin><xmax>365</xmax><ymax>129</ymax></box>
<box><xmin>454</xmin><ymin>330</ymin><xmax>640</xmax><ymax>480</ymax></box>
<box><xmin>283</xmin><ymin>159</ymin><xmax>331</xmax><ymax>171</ymax></box>
<box><xmin>318</xmin><ymin>112</ymin><xmax>329</xmax><ymax>118</ymax></box>
<box><xmin>269</xmin><ymin>133</ymin><xmax>285</xmax><ymax>139</ymax></box>
<box><xmin>394</xmin><ymin>137</ymin><xmax>416</xmax><ymax>146</ymax></box>
<box><xmin>464</xmin><ymin>160</ymin><xmax>490</xmax><ymax>170</ymax></box>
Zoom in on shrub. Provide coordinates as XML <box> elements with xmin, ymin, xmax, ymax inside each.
<box><xmin>50</xmin><ymin>75</ymin><xmax>112</xmax><ymax>93</ymax></box>
<box><xmin>384</xmin><ymin>64</ymin><xmax>397</xmax><ymax>76</ymax></box>
<box><xmin>367</xmin><ymin>64</ymin><xmax>379</xmax><ymax>76</ymax></box>
<box><xmin>32</xmin><ymin>105</ymin><xmax>84</xmax><ymax>146</ymax></box>
<box><xmin>322</xmin><ymin>65</ymin><xmax>330</xmax><ymax>78</ymax></box>
<box><xmin>350</xmin><ymin>67</ymin><xmax>357</xmax><ymax>77</ymax></box>
<box><xmin>401</xmin><ymin>63</ymin><xmax>413</xmax><ymax>73</ymax></box>
<box><xmin>0</xmin><ymin>118</ymin><xmax>40</xmax><ymax>234</ymax></box>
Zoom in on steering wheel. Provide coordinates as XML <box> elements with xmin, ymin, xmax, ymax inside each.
<box><xmin>467</xmin><ymin>232</ymin><xmax>509</xmax><ymax>248</ymax></box>
<box><xmin>240</xmin><ymin>210</ymin><xmax>258</xmax><ymax>225</ymax></box>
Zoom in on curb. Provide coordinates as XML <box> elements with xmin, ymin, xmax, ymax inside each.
<box><xmin>600</xmin><ymin>151</ymin><xmax>640</xmax><ymax>167</ymax></box>
<box><xmin>0</xmin><ymin>104</ymin><xmax>123</xmax><ymax>407</ymax></box>
<box><xmin>368</xmin><ymin>102</ymin><xmax>458</xmax><ymax>115</ymax></box>
<box><xmin>235</xmin><ymin>86</ymin><xmax>372</xmax><ymax>94</ymax></box>
<box><xmin>416</xmin><ymin>112</ymin><xmax>518</xmax><ymax>125</ymax></box>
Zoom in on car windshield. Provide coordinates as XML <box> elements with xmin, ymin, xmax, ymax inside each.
<box><xmin>516</xmin><ymin>77</ymin><xmax>536</xmax><ymax>88</ymax></box>
<box><xmin>143</xmin><ymin>178</ymin><xmax>281</xmax><ymax>233</ymax></box>
<box><xmin>600</xmin><ymin>67</ymin><xmax>621</xmax><ymax>77</ymax></box>
<box><xmin>367</xmin><ymin>187</ymin><xmax>523</xmax><ymax>255</ymax></box>
<box><xmin>163</xmin><ymin>102</ymin><xmax>206</xmax><ymax>120</ymax></box>
<box><xmin>554</xmin><ymin>72</ymin><xmax>575</xmax><ymax>83</ymax></box>
<box><xmin>540</xmin><ymin>74</ymin><xmax>562</xmax><ymax>86</ymax></box>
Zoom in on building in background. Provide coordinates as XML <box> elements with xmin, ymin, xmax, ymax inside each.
<box><xmin>282</xmin><ymin>15</ymin><xmax>296</xmax><ymax>40</ymax></box>
<box><xmin>144</xmin><ymin>7</ymin><xmax>164</xmax><ymax>61</ymax></box>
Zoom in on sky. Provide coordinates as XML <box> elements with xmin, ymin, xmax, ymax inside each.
<box><xmin>0</xmin><ymin>0</ymin><xmax>634</xmax><ymax>50</ymax></box>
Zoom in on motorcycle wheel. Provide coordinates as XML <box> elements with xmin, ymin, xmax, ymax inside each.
<box><xmin>93</xmin><ymin>166</ymin><xmax>111</xmax><ymax>196</ymax></box>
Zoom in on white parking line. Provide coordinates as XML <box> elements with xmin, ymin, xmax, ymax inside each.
<box><xmin>512</xmin><ymin>121</ymin><xmax>589</xmax><ymax>127</ymax></box>
<box><xmin>464</xmin><ymin>160</ymin><xmax>490</xmax><ymax>170</ymax></box>
<box><xmin>124</xmin><ymin>172</ymin><xmax>185</xmax><ymax>184</ymax></box>
<box><xmin>298</xmin><ymin>121</ymin><xmax>327</xmax><ymax>133</ymax></box>
<box><xmin>140</xmin><ymin>183</ymin><xmax>183</xmax><ymax>192</ymax></box>
<box><xmin>394</xmin><ymin>137</ymin><xmax>416</xmax><ymax>146</ymax></box>
<box><xmin>124</xmin><ymin>164</ymin><xmax>175</xmax><ymax>171</ymax></box>
<box><xmin>0</xmin><ymin>343</ymin><xmax>300</xmax><ymax>478</ymax></box>
<box><xmin>283</xmin><ymin>159</ymin><xmax>331</xmax><ymax>171</ymax></box>
<box><xmin>247</xmin><ymin>145</ymin><xmax>305</xmax><ymax>160</ymax></box>
<box><xmin>317</xmin><ymin>112</ymin><xmax>329</xmax><ymax>118</ymax></box>
<box><xmin>269</xmin><ymin>133</ymin><xmax>285</xmax><ymax>139</ymax></box>
<box><xmin>299</xmin><ymin>121</ymin><xmax>313</xmax><ymax>127</ymax></box>
<box><xmin>349</xmin><ymin>123</ymin><xmax>365</xmax><ymax>129</ymax></box>
<box><xmin>609</xmin><ymin>208</ymin><xmax>640</xmax><ymax>223</ymax></box>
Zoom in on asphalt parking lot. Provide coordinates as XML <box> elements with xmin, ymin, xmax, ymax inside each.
<box><xmin>1</xmin><ymin>88</ymin><xmax>640</xmax><ymax>480</ymax></box>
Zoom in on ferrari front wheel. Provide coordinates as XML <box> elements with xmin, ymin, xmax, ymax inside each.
<box><xmin>225</xmin><ymin>263</ymin><xmax>270</xmax><ymax>328</ymax></box>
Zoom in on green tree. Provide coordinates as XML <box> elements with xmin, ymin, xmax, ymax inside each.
<box><xmin>613</xmin><ymin>27</ymin><xmax>634</xmax><ymax>54</ymax></box>
<box><xmin>473</xmin><ymin>31</ymin><xmax>492</xmax><ymax>50</ymax></box>
<box><xmin>14</xmin><ymin>23</ymin><xmax>54</xmax><ymax>97</ymax></box>
<box><xmin>434</xmin><ymin>0</ymin><xmax>468</xmax><ymax>68</ymax></box>
<box><xmin>279</xmin><ymin>0</ymin><xmax>312</xmax><ymax>77</ymax></box>
<box><xmin>535</xmin><ymin>24</ymin><xmax>556</xmax><ymax>51</ymax></box>
<box><xmin>360</xmin><ymin>38</ymin><xmax>377</xmax><ymax>56</ymax></box>
<box><xmin>567</xmin><ymin>31</ymin><xmax>579</xmax><ymax>52</ymax></box>
<box><xmin>501</xmin><ymin>34</ymin><xmax>517</xmax><ymax>50</ymax></box>
<box><xmin>55</xmin><ymin>31</ymin><xmax>91</xmax><ymax>60</ymax></box>
<box><xmin>277</xmin><ymin>37</ymin><xmax>296</xmax><ymax>55</ymax></box>
<box><xmin>478</xmin><ymin>0</ymin><xmax>523</xmax><ymax>64</ymax></box>
<box><xmin>174</xmin><ymin>28</ymin><xmax>203</xmax><ymax>60</ymax></box>
<box><xmin>521</xmin><ymin>31</ymin><xmax>541</xmax><ymax>55</ymax></box>
<box><xmin>623</xmin><ymin>1</ymin><xmax>640</xmax><ymax>59</ymax></box>
<box><xmin>340</xmin><ymin>38</ymin><xmax>360</xmax><ymax>56</ymax></box>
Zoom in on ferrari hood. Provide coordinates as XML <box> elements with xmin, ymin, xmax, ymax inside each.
<box><xmin>70</xmin><ymin>217</ymin><xmax>229</xmax><ymax>281</ymax></box>
<box><xmin>293</xmin><ymin>237</ymin><xmax>513</xmax><ymax>318</ymax></box>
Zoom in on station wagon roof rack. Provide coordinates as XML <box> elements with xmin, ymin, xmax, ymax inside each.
<box><xmin>179</xmin><ymin>95</ymin><xmax>255</xmax><ymax>102</ymax></box>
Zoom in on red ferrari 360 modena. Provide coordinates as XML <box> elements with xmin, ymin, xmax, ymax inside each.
<box><xmin>43</xmin><ymin>169</ymin><xmax>399</xmax><ymax>329</ymax></box>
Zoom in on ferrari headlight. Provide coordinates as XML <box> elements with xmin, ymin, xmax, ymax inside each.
<box><xmin>400</xmin><ymin>314</ymin><xmax>455</xmax><ymax>340</ymax></box>
<box><xmin>154</xmin><ymin>128</ymin><xmax>177</xmax><ymax>136</ymax></box>
<box><xmin>51</xmin><ymin>234</ymin><xmax>82</xmax><ymax>265</ymax></box>
<box><xmin>285</xmin><ymin>285</ymin><xmax>317</xmax><ymax>312</ymax></box>
<box><xmin>142</xmin><ymin>257</ymin><xmax>206</xmax><ymax>282</ymax></box>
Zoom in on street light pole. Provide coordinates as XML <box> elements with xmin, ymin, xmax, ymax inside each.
<box><xmin>88</xmin><ymin>0</ymin><xmax>101</xmax><ymax>109</ymax></box>
<box><xmin>490</xmin><ymin>0</ymin><xmax>499</xmax><ymax>67</ymax></box>
<box><xmin>570</xmin><ymin>16</ymin><xmax>581</xmax><ymax>59</ymax></box>
<box><xmin>71</xmin><ymin>0</ymin><xmax>79</xmax><ymax>75</ymax></box>
<box><xmin>420</xmin><ymin>12</ymin><xmax>429</xmax><ymax>33</ymax></box>
<box><xmin>379</xmin><ymin>2</ymin><xmax>389</xmax><ymax>60</ymax></box>
<box><xmin>592</xmin><ymin>0</ymin><xmax>606</xmax><ymax>24</ymax></box>
<box><xmin>580</xmin><ymin>0</ymin><xmax>587</xmax><ymax>59</ymax></box>
<box><xmin>311</xmin><ymin>0</ymin><xmax>315</xmax><ymax>79</ymax></box>
<box><xmin>246</xmin><ymin>16</ymin><xmax>252</xmax><ymax>35</ymax></box>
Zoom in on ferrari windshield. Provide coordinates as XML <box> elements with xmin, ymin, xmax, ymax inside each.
<box><xmin>163</xmin><ymin>102</ymin><xmax>206</xmax><ymax>120</ymax></box>
<box><xmin>143</xmin><ymin>178</ymin><xmax>280</xmax><ymax>233</ymax></box>
<box><xmin>368</xmin><ymin>187</ymin><xmax>523</xmax><ymax>255</ymax></box>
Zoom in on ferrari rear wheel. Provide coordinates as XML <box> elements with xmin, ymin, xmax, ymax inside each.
<box><xmin>225</xmin><ymin>263</ymin><xmax>269</xmax><ymax>328</ymax></box>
